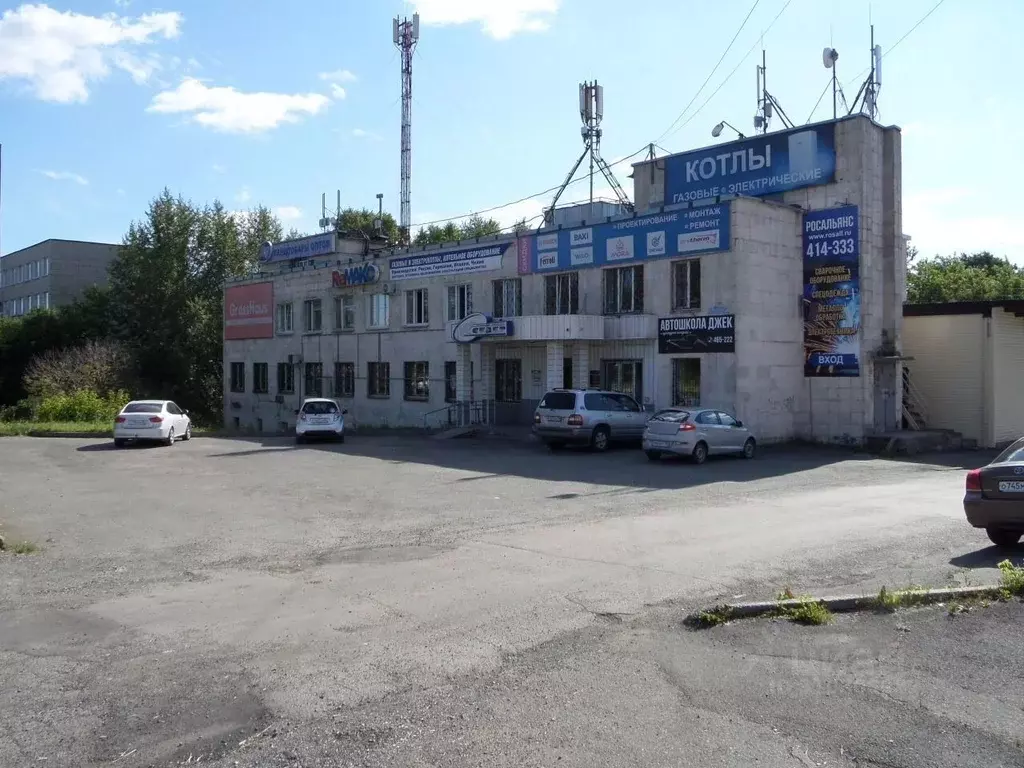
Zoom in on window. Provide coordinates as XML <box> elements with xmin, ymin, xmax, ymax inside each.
<box><xmin>444</xmin><ymin>361</ymin><xmax>457</xmax><ymax>403</ymax></box>
<box><xmin>253</xmin><ymin>363</ymin><xmax>269</xmax><ymax>393</ymax></box>
<box><xmin>334</xmin><ymin>362</ymin><xmax>355</xmax><ymax>398</ymax></box>
<box><xmin>495</xmin><ymin>359</ymin><xmax>522</xmax><ymax>402</ymax></box>
<box><xmin>304</xmin><ymin>362</ymin><xmax>323</xmax><ymax>397</ymax></box>
<box><xmin>544</xmin><ymin>272</ymin><xmax>579</xmax><ymax>315</ymax></box>
<box><xmin>995</xmin><ymin>438</ymin><xmax>1024</xmax><ymax>464</ymax></box>
<box><xmin>673</xmin><ymin>260</ymin><xmax>701</xmax><ymax>310</ymax></box>
<box><xmin>405</xmin><ymin>288</ymin><xmax>429</xmax><ymax>326</ymax></box>
<box><xmin>672</xmin><ymin>358</ymin><xmax>701</xmax><ymax>406</ymax></box>
<box><xmin>44</xmin><ymin>258</ymin><xmax>50</xmax><ymax>276</ymax></box>
<box><xmin>447</xmin><ymin>284</ymin><xmax>473</xmax><ymax>321</ymax></box>
<box><xmin>717</xmin><ymin>411</ymin><xmax>738</xmax><ymax>427</ymax></box>
<box><xmin>696</xmin><ymin>410</ymin><xmax>720</xmax><ymax>426</ymax></box>
<box><xmin>403</xmin><ymin>361</ymin><xmax>430</xmax><ymax>401</ymax></box>
<box><xmin>303</xmin><ymin>299</ymin><xmax>323</xmax><ymax>333</ymax></box>
<box><xmin>333</xmin><ymin>295</ymin><xmax>356</xmax><ymax>332</ymax></box>
<box><xmin>277</xmin><ymin>362</ymin><xmax>295</xmax><ymax>394</ymax></box>
<box><xmin>493</xmin><ymin>278</ymin><xmax>522</xmax><ymax>317</ymax></box>
<box><xmin>276</xmin><ymin>302</ymin><xmax>294</xmax><ymax>334</ymax></box>
<box><xmin>601</xmin><ymin>359</ymin><xmax>643</xmax><ymax>401</ymax></box>
<box><xmin>44</xmin><ymin>292</ymin><xmax>50</xmax><ymax>309</ymax></box>
<box><xmin>229</xmin><ymin>362</ymin><xmax>245</xmax><ymax>393</ymax></box>
<box><xmin>541</xmin><ymin>392</ymin><xmax>578</xmax><ymax>410</ymax></box>
<box><xmin>368</xmin><ymin>294</ymin><xmax>390</xmax><ymax>329</ymax></box>
<box><xmin>603</xmin><ymin>265</ymin><xmax>644</xmax><ymax>314</ymax></box>
<box><xmin>368</xmin><ymin>361</ymin><xmax>390</xmax><ymax>397</ymax></box>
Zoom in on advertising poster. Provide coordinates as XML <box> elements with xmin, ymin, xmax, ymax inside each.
<box><xmin>802</xmin><ymin>205</ymin><xmax>860</xmax><ymax>377</ymax></box>
<box><xmin>664</xmin><ymin>122</ymin><xmax>836</xmax><ymax>204</ymax></box>
<box><xmin>522</xmin><ymin>204</ymin><xmax>730</xmax><ymax>275</ymax></box>
<box><xmin>259</xmin><ymin>233</ymin><xmax>337</xmax><ymax>263</ymax></box>
<box><xmin>224</xmin><ymin>282</ymin><xmax>274</xmax><ymax>340</ymax></box>
<box><xmin>657</xmin><ymin>315</ymin><xmax>736</xmax><ymax>354</ymax></box>
<box><xmin>389</xmin><ymin>242</ymin><xmax>510</xmax><ymax>281</ymax></box>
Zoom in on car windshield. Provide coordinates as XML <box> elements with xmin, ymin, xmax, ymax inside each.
<box><xmin>122</xmin><ymin>403</ymin><xmax>163</xmax><ymax>414</ymax></box>
<box><xmin>302</xmin><ymin>401</ymin><xmax>338</xmax><ymax>415</ymax></box>
<box><xmin>650</xmin><ymin>409</ymin><xmax>689</xmax><ymax>423</ymax></box>
<box><xmin>539</xmin><ymin>392</ymin><xmax>576</xmax><ymax>410</ymax></box>
<box><xmin>993</xmin><ymin>438</ymin><xmax>1024</xmax><ymax>464</ymax></box>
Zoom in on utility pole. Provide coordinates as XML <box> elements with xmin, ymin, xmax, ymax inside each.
<box><xmin>393</xmin><ymin>13</ymin><xmax>419</xmax><ymax>245</ymax></box>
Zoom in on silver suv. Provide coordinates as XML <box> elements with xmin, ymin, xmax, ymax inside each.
<box><xmin>532</xmin><ymin>388</ymin><xmax>648</xmax><ymax>452</ymax></box>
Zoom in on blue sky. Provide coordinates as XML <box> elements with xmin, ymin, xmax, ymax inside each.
<box><xmin>1</xmin><ymin>0</ymin><xmax>1021</xmax><ymax>263</ymax></box>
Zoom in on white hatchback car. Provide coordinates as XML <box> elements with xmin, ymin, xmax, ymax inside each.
<box><xmin>113</xmin><ymin>400</ymin><xmax>192</xmax><ymax>447</ymax></box>
<box><xmin>296</xmin><ymin>398</ymin><xmax>346</xmax><ymax>443</ymax></box>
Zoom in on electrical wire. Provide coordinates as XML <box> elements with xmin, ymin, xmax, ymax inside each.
<box><xmin>654</xmin><ymin>0</ymin><xmax>762</xmax><ymax>145</ymax></box>
<box><xmin>844</xmin><ymin>0</ymin><xmax>950</xmax><ymax>88</ymax></box>
<box><xmin>804</xmin><ymin>79</ymin><xmax>833</xmax><ymax>124</ymax></box>
<box><xmin>658</xmin><ymin>0</ymin><xmax>793</xmax><ymax>147</ymax></box>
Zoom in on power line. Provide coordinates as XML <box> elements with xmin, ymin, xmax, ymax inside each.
<box><xmin>660</xmin><ymin>0</ymin><xmax>793</xmax><ymax>146</ymax></box>
<box><xmin>654</xmin><ymin>0</ymin><xmax>763</xmax><ymax>145</ymax></box>
<box><xmin>844</xmin><ymin>0</ymin><xmax>950</xmax><ymax>88</ymax></box>
<box><xmin>805</xmin><ymin>79</ymin><xmax>833</xmax><ymax>123</ymax></box>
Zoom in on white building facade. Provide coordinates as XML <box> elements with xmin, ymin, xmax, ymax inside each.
<box><xmin>223</xmin><ymin>114</ymin><xmax>906</xmax><ymax>443</ymax></box>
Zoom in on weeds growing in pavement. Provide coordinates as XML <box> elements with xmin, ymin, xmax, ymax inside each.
<box><xmin>688</xmin><ymin>606</ymin><xmax>733</xmax><ymax>629</ymax></box>
<box><xmin>997</xmin><ymin>560</ymin><xmax>1024</xmax><ymax>599</ymax></box>
<box><xmin>875</xmin><ymin>585</ymin><xmax>930</xmax><ymax>612</ymax></box>
<box><xmin>775</xmin><ymin>588</ymin><xmax>834</xmax><ymax>626</ymax></box>
<box><xmin>9</xmin><ymin>540</ymin><xmax>40</xmax><ymax>555</ymax></box>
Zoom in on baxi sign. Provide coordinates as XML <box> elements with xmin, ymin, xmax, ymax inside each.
<box><xmin>332</xmin><ymin>262</ymin><xmax>380</xmax><ymax>288</ymax></box>
<box><xmin>224</xmin><ymin>282</ymin><xmax>274</xmax><ymax>340</ymax></box>
<box><xmin>664</xmin><ymin>122</ymin><xmax>836</xmax><ymax>204</ymax></box>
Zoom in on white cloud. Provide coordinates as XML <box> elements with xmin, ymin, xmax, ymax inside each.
<box><xmin>0</xmin><ymin>4</ymin><xmax>182</xmax><ymax>102</ymax></box>
<box><xmin>328</xmin><ymin>83</ymin><xmax>346</xmax><ymax>100</ymax></box>
<box><xmin>147</xmin><ymin>77</ymin><xmax>330</xmax><ymax>133</ymax></box>
<box><xmin>235</xmin><ymin>186</ymin><xmax>251</xmax><ymax>203</ymax></box>
<box><xmin>212</xmin><ymin>163</ymin><xmax>226</xmax><ymax>174</ymax></box>
<box><xmin>319</xmin><ymin>69</ymin><xmax>356</xmax><ymax>83</ymax></box>
<box><xmin>411</xmin><ymin>0</ymin><xmax>558</xmax><ymax>39</ymax></box>
<box><xmin>38</xmin><ymin>169</ymin><xmax>89</xmax><ymax>185</ymax></box>
<box><xmin>351</xmin><ymin>127</ymin><xmax>382</xmax><ymax>140</ymax></box>
<box><xmin>275</xmin><ymin>206</ymin><xmax>303</xmax><ymax>221</ymax></box>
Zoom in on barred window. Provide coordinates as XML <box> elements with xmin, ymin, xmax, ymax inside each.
<box><xmin>334</xmin><ymin>362</ymin><xmax>354</xmax><ymax>398</ymax></box>
<box><xmin>495</xmin><ymin>359</ymin><xmax>522</xmax><ymax>402</ymax></box>
<box><xmin>403</xmin><ymin>361</ymin><xmax>430</xmax><ymax>401</ymax></box>
<box><xmin>671</xmin><ymin>358</ymin><xmax>701</xmax><ymax>406</ymax></box>
<box><xmin>368</xmin><ymin>362</ymin><xmax>390</xmax><ymax>398</ymax></box>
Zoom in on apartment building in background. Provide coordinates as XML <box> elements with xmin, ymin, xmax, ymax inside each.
<box><xmin>0</xmin><ymin>239</ymin><xmax>119</xmax><ymax>317</ymax></box>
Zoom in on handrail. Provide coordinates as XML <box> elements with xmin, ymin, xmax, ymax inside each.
<box><xmin>421</xmin><ymin>399</ymin><xmax>493</xmax><ymax>431</ymax></box>
<box><xmin>902</xmin><ymin>367</ymin><xmax>928</xmax><ymax>430</ymax></box>
<box><xmin>422</xmin><ymin>404</ymin><xmax>454</xmax><ymax>431</ymax></box>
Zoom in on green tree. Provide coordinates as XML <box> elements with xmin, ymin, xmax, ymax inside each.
<box><xmin>107</xmin><ymin>189</ymin><xmax>282</xmax><ymax>422</ymax></box>
<box><xmin>907</xmin><ymin>251</ymin><xmax>1024</xmax><ymax>303</ymax></box>
<box><xmin>336</xmin><ymin>207</ymin><xmax>400</xmax><ymax>242</ymax></box>
<box><xmin>413</xmin><ymin>215</ymin><xmax>504</xmax><ymax>247</ymax></box>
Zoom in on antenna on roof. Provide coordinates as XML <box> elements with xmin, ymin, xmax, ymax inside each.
<box><xmin>754</xmin><ymin>50</ymin><xmax>794</xmax><ymax>133</ymax></box>
<box><xmin>847</xmin><ymin>25</ymin><xmax>883</xmax><ymax>119</ymax></box>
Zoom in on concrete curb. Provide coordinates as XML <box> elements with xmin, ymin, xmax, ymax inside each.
<box><xmin>688</xmin><ymin>585</ymin><xmax>1007</xmax><ymax>626</ymax></box>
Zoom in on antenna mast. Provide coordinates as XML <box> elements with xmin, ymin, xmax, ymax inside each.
<box><xmin>393</xmin><ymin>13</ymin><xmax>419</xmax><ymax>245</ymax></box>
<box><xmin>544</xmin><ymin>81</ymin><xmax>633</xmax><ymax>226</ymax></box>
<box><xmin>848</xmin><ymin>26</ymin><xmax>882</xmax><ymax>119</ymax></box>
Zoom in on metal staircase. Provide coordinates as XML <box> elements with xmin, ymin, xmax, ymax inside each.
<box><xmin>902</xmin><ymin>366</ymin><xmax>928</xmax><ymax>430</ymax></box>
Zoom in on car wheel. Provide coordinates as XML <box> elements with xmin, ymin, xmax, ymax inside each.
<box><xmin>742</xmin><ymin>438</ymin><xmax>756</xmax><ymax>459</ymax></box>
<box><xmin>165</xmin><ymin>427</ymin><xmax>175</xmax><ymax>446</ymax></box>
<box><xmin>691</xmin><ymin>441</ymin><xmax>708</xmax><ymax>465</ymax></box>
<box><xmin>590</xmin><ymin>426</ymin><xmax>610</xmax><ymax>453</ymax></box>
<box><xmin>183</xmin><ymin>424</ymin><xmax>192</xmax><ymax>441</ymax></box>
<box><xmin>114</xmin><ymin>438</ymin><xmax>126</xmax><ymax>448</ymax></box>
<box><xmin>547</xmin><ymin>441</ymin><xmax>566</xmax><ymax>452</ymax></box>
<box><xmin>986</xmin><ymin>528</ymin><xmax>1022</xmax><ymax>548</ymax></box>
<box><xmin>645</xmin><ymin>450</ymin><xmax>662</xmax><ymax>461</ymax></box>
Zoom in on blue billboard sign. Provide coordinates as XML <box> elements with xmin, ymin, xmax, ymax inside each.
<box><xmin>664</xmin><ymin>122</ymin><xmax>836</xmax><ymax>204</ymax></box>
<box><xmin>520</xmin><ymin>204</ymin><xmax>730</xmax><ymax>274</ymax></box>
<box><xmin>260</xmin><ymin>233</ymin><xmax>337</xmax><ymax>263</ymax></box>
<box><xmin>802</xmin><ymin>205</ymin><xmax>860</xmax><ymax>377</ymax></box>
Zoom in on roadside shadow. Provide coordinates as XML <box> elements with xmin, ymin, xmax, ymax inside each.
<box><xmin>77</xmin><ymin>441</ymin><xmax>162</xmax><ymax>452</ymax></box>
<box><xmin>886</xmin><ymin>450</ymin><xmax>999</xmax><ymax>471</ymax></box>
<box><xmin>950</xmin><ymin>545</ymin><xmax>1024</xmax><ymax>569</ymax></box>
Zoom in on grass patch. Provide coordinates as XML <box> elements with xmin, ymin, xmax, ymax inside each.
<box><xmin>776</xmin><ymin>588</ymin><xmax>834</xmax><ymax>626</ymax></box>
<box><xmin>875</xmin><ymin>584</ymin><xmax>930</xmax><ymax>612</ymax></box>
<box><xmin>688</xmin><ymin>605</ymin><xmax>733</xmax><ymax>628</ymax></box>
<box><xmin>997</xmin><ymin>559</ymin><xmax>1024</xmax><ymax>599</ymax></box>
<box><xmin>8</xmin><ymin>540</ymin><xmax>40</xmax><ymax>555</ymax></box>
<box><xmin>0</xmin><ymin>421</ymin><xmax>111</xmax><ymax>436</ymax></box>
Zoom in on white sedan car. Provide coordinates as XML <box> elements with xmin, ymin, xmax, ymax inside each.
<box><xmin>113</xmin><ymin>400</ymin><xmax>192</xmax><ymax>447</ymax></box>
<box><xmin>296</xmin><ymin>398</ymin><xmax>346</xmax><ymax>443</ymax></box>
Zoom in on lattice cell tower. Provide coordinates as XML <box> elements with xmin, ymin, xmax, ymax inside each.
<box><xmin>393</xmin><ymin>13</ymin><xmax>419</xmax><ymax>245</ymax></box>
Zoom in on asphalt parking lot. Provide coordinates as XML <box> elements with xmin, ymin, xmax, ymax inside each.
<box><xmin>0</xmin><ymin>434</ymin><xmax>1018</xmax><ymax>766</ymax></box>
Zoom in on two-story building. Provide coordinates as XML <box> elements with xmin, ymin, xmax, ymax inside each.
<box><xmin>223</xmin><ymin>113</ymin><xmax>906</xmax><ymax>443</ymax></box>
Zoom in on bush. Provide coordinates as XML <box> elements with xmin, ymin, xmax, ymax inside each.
<box><xmin>24</xmin><ymin>340</ymin><xmax>131</xmax><ymax>400</ymax></box>
<box><xmin>35</xmin><ymin>389</ymin><xmax>131</xmax><ymax>423</ymax></box>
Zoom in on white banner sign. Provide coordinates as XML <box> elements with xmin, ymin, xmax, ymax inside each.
<box><xmin>389</xmin><ymin>243</ymin><xmax>509</xmax><ymax>281</ymax></box>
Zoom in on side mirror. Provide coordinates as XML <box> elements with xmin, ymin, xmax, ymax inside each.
<box><xmin>342</xmin><ymin>409</ymin><xmax>348</xmax><ymax>415</ymax></box>
<box><xmin>294</xmin><ymin>409</ymin><xmax>300</xmax><ymax>416</ymax></box>
<box><xmin>735</xmin><ymin>420</ymin><xmax>743</xmax><ymax>428</ymax></box>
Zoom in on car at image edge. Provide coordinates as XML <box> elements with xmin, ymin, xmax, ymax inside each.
<box><xmin>113</xmin><ymin>400</ymin><xmax>192</xmax><ymax>447</ymax></box>
<box><xmin>642</xmin><ymin>407</ymin><xmax>756</xmax><ymax>464</ymax></box>
<box><xmin>296</xmin><ymin>398</ymin><xmax>347</xmax><ymax>444</ymax></box>
<box><xmin>964</xmin><ymin>436</ymin><xmax>1024</xmax><ymax>547</ymax></box>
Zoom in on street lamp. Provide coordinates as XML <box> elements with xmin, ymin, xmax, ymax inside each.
<box><xmin>711</xmin><ymin>120</ymin><xmax>745</xmax><ymax>139</ymax></box>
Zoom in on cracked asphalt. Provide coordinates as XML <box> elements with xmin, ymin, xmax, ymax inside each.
<box><xmin>0</xmin><ymin>435</ymin><xmax>1020</xmax><ymax>767</ymax></box>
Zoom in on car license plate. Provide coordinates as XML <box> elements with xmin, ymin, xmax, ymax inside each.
<box><xmin>649</xmin><ymin>441</ymin><xmax>669</xmax><ymax>448</ymax></box>
<box><xmin>998</xmin><ymin>481</ymin><xmax>1024</xmax><ymax>492</ymax></box>
<box><xmin>545</xmin><ymin>416</ymin><xmax>562</xmax><ymax>423</ymax></box>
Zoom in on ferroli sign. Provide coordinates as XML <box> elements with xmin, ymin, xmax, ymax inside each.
<box><xmin>450</xmin><ymin>312</ymin><xmax>513</xmax><ymax>343</ymax></box>
<box><xmin>224</xmin><ymin>282</ymin><xmax>274</xmax><ymax>340</ymax></box>
<box><xmin>332</xmin><ymin>262</ymin><xmax>380</xmax><ymax>288</ymax></box>
<box><xmin>259</xmin><ymin>233</ymin><xmax>337</xmax><ymax>264</ymax></box>
<box><xmin>663</xmin><ymin>121</ymin><xmax>836</xmax><ymax>204</ymax></box>
<box><xmin>657</xmin><ymin>314</ymin><xmax>735</xmax><ymax>354</ymax></box>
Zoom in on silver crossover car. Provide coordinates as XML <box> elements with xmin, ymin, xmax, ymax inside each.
<box><xmin>642</xmin><ymin>407</ymin><xmax>756</xmax><ymax>464</ymax></box>
<box><xmin>532</xmin><ymin>388</ymin><xmax>648</xmax><ymax>452</ymax></box>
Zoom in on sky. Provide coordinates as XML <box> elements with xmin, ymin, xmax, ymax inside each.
<box><xmin>0</xmin><ymin>0</ymin><xmax>1022</xmax><ymax>263</ymax></box>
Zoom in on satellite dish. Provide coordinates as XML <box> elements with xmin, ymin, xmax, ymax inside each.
<box><xmin>822</xmin><ymin>47</ymin><xmax>839</xmax><ymax>69</ymax></box>
<box><xmin>711</xmin><ymin>122</ymin><xmax>725</xmax><ymax>138</ymax></box>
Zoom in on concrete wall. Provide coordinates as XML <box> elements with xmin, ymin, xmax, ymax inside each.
<box><xmin>0</xmin><ymin>239</ymin><xmax>117</xmax><ymax>315</ymax></box>
<box><xmin>902</xmin><ymin>314</ymin><xmax>986</xmax><ymax>445</ymax></box>
<box><xmin>991</xmin><ymin>308</ymin><xmax>1024</xmax><ymax>446</ymax></box>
